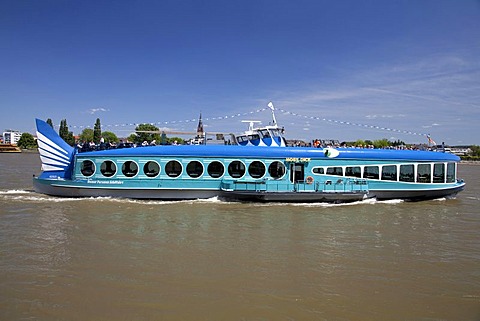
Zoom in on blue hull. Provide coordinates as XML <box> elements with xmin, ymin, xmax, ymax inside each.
<box><xmin>33</xmin><ymin>177</ymin><xmax>220</xmax><ymax>200</ymax></box>
<box><xmin>33</xmin><ymin>175</ymin><xmax>465</xmax><ymax>202</ymax></box>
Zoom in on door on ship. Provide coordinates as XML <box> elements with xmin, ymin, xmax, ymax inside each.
<box><xmin>289</xmin><ymin>163</ymin><xmax>305</xmax><ymax>183</ymax></box>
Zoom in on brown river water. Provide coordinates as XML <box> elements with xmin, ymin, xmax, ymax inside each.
<box><xmin>0</xmin><ymin>153</ymin><xmax>479</xmax><ymax>320</ymax></box>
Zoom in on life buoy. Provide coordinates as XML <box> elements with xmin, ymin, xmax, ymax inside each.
<box><xmin>306</xmin><ymin>176</ymin><xmax>314</xmax><ymax>184</ymax></box>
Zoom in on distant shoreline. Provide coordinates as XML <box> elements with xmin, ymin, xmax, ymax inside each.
<box><xmin>20</xmin><ymin>149</ymin><xmax>39</xmax><ymax>154</ymax></box>
<box><xmin>461</xmin><ymin>160</ymin><xmax>480</xmax><ymax>165</ymax></box>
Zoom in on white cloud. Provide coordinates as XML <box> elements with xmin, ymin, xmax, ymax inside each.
<box><xmin>263</xmin><ymin>52</ymin><xmax>479</xmax><ymax>143</ymax></box>
<box><xmin>87</xmin><ymin>107</ymin><xmax>110</xmax><ymax>115</ymax></box>
<box><xmin>365</xmin><ymin>114</ymin><xmax>405</xmax><ymax>119</ymax></box>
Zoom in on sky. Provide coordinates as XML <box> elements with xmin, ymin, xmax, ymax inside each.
<box><xmin>1</xmin><ymin>0</ymin><xmax>479</xmax><ymax>145</ymax></box>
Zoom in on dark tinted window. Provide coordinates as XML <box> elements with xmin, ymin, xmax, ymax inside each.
<box><xmin>186</xmin><ymin>161</ymin><xmax>203</xmax><ymax>178</ymax></box>
<box><xmin>364</xmin><ymin>166</ymin><xmax>379</xmax><ymax>179</ymax></box>
<box><xmin>248</xmin><ymin>161</ymin><xmax>266</xmax><ymax>178</ymax></box>
<box><xmin>165</xmin><ymin>160</ymin><xmax>182</xmax><ymax>178</ymax></box>
<box><xmin>417</xmin><ymin>164</ymin><xmax>431</xmax><ymax>183</ymax></box>
<box><xmin>312</xmin><ymin>167</ymin><xmax>324</xmax><ymax>174</ymax></box>
<box><xmin>381</xmin><ymin>165</ymin><xmax>397</xmax><ymax>181</ymax></box>
<box><xmin>144</xmin><ymin>161</ymin><xmax>160</xmax><ymax>178</ymax></box>
<box><xmin>100</xmin><ymin>160</ymin><xmax>116</xmax><ymax>177</ymax></box>
<box><xmin>228</xmin><ymin>161</ymin><xmax>245</xmax><ymax>178</ymax></box>
<box><xmin>207</xmin><ymin>161</ymin><xmax>224</xmax><ymax>178</ymax></box>
<box><xmin>446</xmin><ymin>163</ymin><xmax>456</xmax><ymax>183</ymax></box>
<box><xmin>326</xmin><ymin>167</ymin><xmax>343</xmax><ymax>176</ymax></box>
<box><xmin>345</xmin><ymin>166</ymin><xmax>361</xmax><ymax>178</ymax></box>
<box><xmin>122</xmin><ymin>161</ymin><xmax>138</xmax><ymax>177</ymax></box>
<box><xmin>81</xmin><ymin>160</ymin><xmax>95</xmax><ymax>177</ymax></box>
<box><xmin>268</xmin><ymin>161</ymin><xmax>286</xmax><ymax>178</ymax></box>
<box><xmin>399</xmin><ymin>164</ymin><xmax>414</xmax><ymax>182</ymax></box>
<box><xmin>433</xmin><ymin>163</ymin><xmax>445</xmax><ymax>183</ymax></box>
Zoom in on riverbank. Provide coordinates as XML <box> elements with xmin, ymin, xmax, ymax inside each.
<box><xmin>0</xmin><ymin>144</ymin><xmax>21</xmax><ymax>153</ymax></box>
<box><xmin>19</xmin><ymin>149</ymin><xmax>38</xmax><ymax>153</ymax></box>
<box><xmin>461</xmin><ymin>160</ymin><xmax>480</xmax><ymax>165</ymax></box>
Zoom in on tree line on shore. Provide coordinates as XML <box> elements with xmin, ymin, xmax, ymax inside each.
<box><xmin>13</xmin><ymin>118</ymin><xmax>480</xmax><ymax>160</ymax></box>
<box><xmin>16</xmin><ymin>118</ymin><xmax>185</xmax><ymax>149</ymax></box>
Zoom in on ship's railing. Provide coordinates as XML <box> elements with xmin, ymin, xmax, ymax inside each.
<box><xmin>220</xmin><ymin>180</ymin><xmax>267</xmax><ymax>192</ymax></box>
<box><xmin>320</xmin><ymin>178</ymin><xmax>369</xmax><ymax>193</ymax></box>
<box><xmin>221</xmin><ymin>178</ymin><xmax>368</xmax><ymax>193</ymax></box>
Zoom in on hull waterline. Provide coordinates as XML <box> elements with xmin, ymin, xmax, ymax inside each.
<box><xmin>33</xmin><ymin>176</ymin><xmax>465</xmax><ymax>202</ymax></box>
<box><xmin>33</xmin><ymin>177</ymin><xmax>219</xmax><ymax>200</ymax></box>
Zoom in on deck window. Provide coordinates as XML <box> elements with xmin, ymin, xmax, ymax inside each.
<box><xmin>259</xmin><ymin>129</ymin><xmax>270</xmax><ymax>138</ymax></box>
<box><xmin>122</xmin><ymin>161</ymin><xmax>138</xmax><ymax>177</ymax></box>
<box><xmin>345</xmin><ymin>166</ymin><xmax>361</xmax><ymax>178</ymax></box>
<box><xmin>165</xmin><ymin>160</ymin><xmax>182</xmax><ymax>178</ymax></box>
<box><xmin>312</xmin><ymin>167</ymin><xmax>324</xmax><ymax>174</ymax></box>
<box><xmin>236</xmin><ymin>136</ymin><xmax>248</xmax><ymax>143</ymax></box>
<box><xmin>80</xmin><ymin>160</ymin><xmax>95</xmax><ymax>177</ymax></box>
<box><xmin>268</xmin><ymin>161</ymin><xmax>286</xmax><ymax>179</ymax></box>
<box><xmin>228</xmin><ymin>161</ymin><xmax>246</xmax><ymax>178</ymax></box>
<box><xmin>446</xmin><ymin>162</ymin><xmax>456</xmax><ymax>183</ymax></box>
<box><xmin>248</xmin><ymin>161</ymin><xmax>266</xmax><ymax>179</ymax></box>
<box><xmin>207</xmin><ymin>161</ymin><xmax>224</xmax><ymax>178</ymax></box>
<box><xmin>399</xmin><ymin>164</ymin><xmax>414</xmax><ymax>182</ymax></box>
<box><xmin>100</xmin><ymin>160</ymin><xmax>116</xmax><ymax>177</ymax></box>
<box><xmin>381</xmin><ymin>165</ymin><xmax>397</xmax><ymax>181</ymax></box>
<box><xmin>364</xmin><ymin>166</ymin><xmax>379</xmax><ymax>179</ymax></box>
<box><xmin>326</xmin><ymin>167</ymin><xmax>343</xmax><ymax>176</ymax></box>
<box><xmin>433</xmin><ymin>163</ymin><xmax>445</xmax><ymax>183</ymax></box>
<box><xmin>186</xmin><ymin>161</ymin><xmax>204</xmax><ymax>178</ymax></box>
<box><xmin>417</xmin><ymin>164</ymin><xmax>431</xmax><ymax>183</ymax></box>
<box><xmin>144</xmin><ymin>161</ymin><xmax>160</xmax><ymax>178</ymax></box>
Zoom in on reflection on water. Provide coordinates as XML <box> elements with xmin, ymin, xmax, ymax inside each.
<box><xmin>0</xmin><ymin>154</ymin><xmax>479</xmax><ymax>320</ymax></box>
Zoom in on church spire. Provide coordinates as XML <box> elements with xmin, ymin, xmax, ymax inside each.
<box><xmin>196</xmin><ymin>112</ymin><xmax>204</xmax><ymax>136</ymax></box>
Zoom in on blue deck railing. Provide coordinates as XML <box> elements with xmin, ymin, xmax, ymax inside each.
<box><xmin>220</xmin><ymin>178</ymin><xmax>369</xmax><ymax>193</ymax></box>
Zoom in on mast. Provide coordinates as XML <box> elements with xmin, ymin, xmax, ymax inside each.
<box><xmin>267</xmin><ymin>101</ymin><xmax>277</xmax><ymax>126</ymax></box>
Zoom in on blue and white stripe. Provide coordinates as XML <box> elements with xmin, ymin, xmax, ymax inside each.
<box><xmin>36</xmin><ymin>131</ymin><xmax>71</xmax><ymax>171</ymax></box>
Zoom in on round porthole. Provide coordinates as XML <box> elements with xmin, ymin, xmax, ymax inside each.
<box><xmin>186</xmin><ymin>161</ymin><xmax>203</xmax><ymax>178</ymax></box>
<box><xmin>228</xmin><ymin>160</ymin><xmax>245</xmax><ymax>178</ymax></box>
<box><xmin>248</xmin><ymin>161</ymin><xmax>266</xmax><ymax>178</ymax></box>
<box><xmin>80</xmin><ymin>160</ymin><xmax>95</xmax><ymax>177</ymax></box>
<box><xmin>268</xmin><ymin>161</ymin><xmax>286</xmax><ymax>179</ymax></box>
<box><xmin>207</xmin><ymin>161</ymin><xmax>224</xmax><ymax>178</ymax></box>
<box><xmin>165</xmin><ymin>160</ymin><xmax>182</xmax><ymax>178</ymax></box>
<box><xmin>122</xmin><ymin>161</ymin><xmax>138</xmax><ymax>177</ymax></box>
<box><xmin>144</xmin><ymin>161</ymin><xmax>160</xmax><ymax>178</ymax></box>
<box><xmin>100</xmin><ymin>160</ymin><xmax>116</xmax><ymax>177</ymax></box>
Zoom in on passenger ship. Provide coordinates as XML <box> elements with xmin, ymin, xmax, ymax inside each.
<box><xmin>33</xmin><ymin>105</ymin><xmax>465</xmax><ymax>202</ymax></box>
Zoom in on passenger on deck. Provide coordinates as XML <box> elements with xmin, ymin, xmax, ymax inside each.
<box><xmin>99</xmin><ymin>141</ymin><xmax>106</xmax><ymax>150</ymax></box>
<box><xmin>81</xmin><ymin>141</ymin><xmax>90</xmax><ymax>152</ymax></box>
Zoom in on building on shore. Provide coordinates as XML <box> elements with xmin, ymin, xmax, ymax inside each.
<box><xmin>2</xmin><ymin>130</ymin><xmax>22</xmax><ymax>145</ymax></box>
